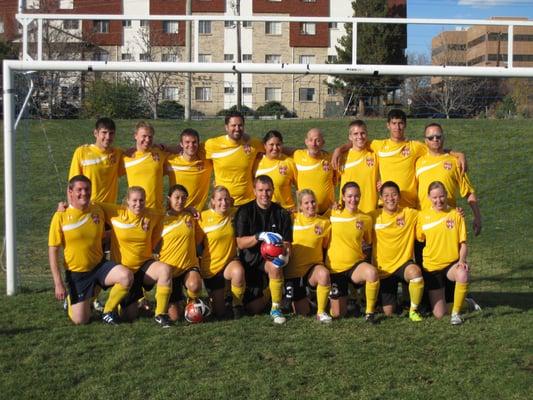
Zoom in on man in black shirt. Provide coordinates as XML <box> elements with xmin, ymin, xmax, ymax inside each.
<box><xmin>234</xmin><ymin>175</ymin><xmax>292</xmax><ymax>324</ymax></box>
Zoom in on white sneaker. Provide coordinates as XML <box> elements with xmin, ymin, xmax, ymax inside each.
<box><xmin>465</xmin><ymin>297</ymin><xmax>482</xmax><ymax>312</ymax></box>
<box><xmin>270</xmin><ymin>309</ymin><xmax>286</xmax><ymax>325</ymax></box>
<box><xmin>451</xmin><ymin>313</ymin><xmax>464</xmax><ymax>325</ymax></box>
<box><xmin>316</xmin><ymin>312</ymin><xmax>332</xmax><ymax>324</ymax></box>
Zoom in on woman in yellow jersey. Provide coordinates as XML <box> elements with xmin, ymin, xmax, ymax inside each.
<box><xmin>197</xmin><ymin>186</ymin><xmax>246</xmax><ymax>319</ymax></box>
<box><xmin>157</xmin><ymin>184</ymin><xmax>204</xmax><ymax>322</ymax></box>
<box><xmin>99</xmin><ymin>186</ymin><xmax>173</xmax><ymax>328</ymax></box>
<box><xmin>254</xmin><ymin>130</ymin><xmax>298</xmax><ymax>211</ymax></box>
<box><xmin>417</xmin><ymin>181</ymin><xmax>469</xmax><ymax>325</ymax></box>
<box><xmin>285</xmin><ymin>189</ymin><xmax>332</xmax><ymax>323</ymax></box>
<box><xmin>326</xmin><ymin>182</ymin><xmax>380</xmax><ymax>323</ymax></box>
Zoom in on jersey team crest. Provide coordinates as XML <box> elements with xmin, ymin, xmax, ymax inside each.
<box><xmin>142</xmin><ymin>217</ymin><xmax>150</xmax><ymax>231</ymax></box>
<box><xmin>446</xmin><ymin>219</ymin><xmax>455</xmax><ymax>229</ymax></box>
<box><xmin>278</xmin><ymin>164</ymin><xmax>288</xmax><ymax>175</ymax></box>
<box><xmin>401</xmin><ymin>147</ymin><xmax>410</xmax><ymax>157</ymax></box>
<box><xmin>91</xmin><ymin>214</ymin><xmax>100</xmax><ymax>224</ymax></box>
<box><xmin>152</xmin><ymin>152</ymin><xmax>160</xmax><ymax>162</ymax></box>
<box><xmin>314</xmin><ymin>224</ymin><xmax>323</xmax><ymax>235</ymax></box>
<box><xmin>356</xmin><ymin>220</ymin><xmax>364</xmax><ymax>230</ymax></box>
<box><xmin>444</xmin><ymin>161</ymin><xmax>452</xmax><ymax>170</ymax></box>
<box><xmin>366</xmin><ymin>157</ymin><xmax>375</xmax><ymax>167</ymax></box>
<box><xmin>396</xmin><ymin>216</ymin><xmax>405</xmax><ymax>227</ymax></box>
<box><xmin>196</xmin><ymin>161</ymin><xmax>205</xmax><ymax>171</ymax></box>
<box><xmin>322</xmin><ymin>161</ymin><xmax>331</xmax><ymax>172</ymax></box>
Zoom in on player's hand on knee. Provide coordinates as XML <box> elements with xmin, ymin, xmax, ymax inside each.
<box><xmin>256</xmin><ymin>231</ymin><xmax>283</xmax><ymax>244</ymax></box>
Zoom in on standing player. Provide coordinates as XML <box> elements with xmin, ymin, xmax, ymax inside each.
<box><xmin>285</xmin><ymin>189</ymin><xmax>332</xmax><ymax>323</ymax></box>
<box><xmin>293</xmin><ymin>128</ymin><xmax>336</xmax><ymax>214</ymax></box>
<box><xmin>370</xmin><ymin>181</ymin><xmax>424</xmax><ymax>321</ymax></box>
<box><xmin>255</xmin><ymin>130</ymin><xmax>298</xmax><ymax>211</ymax></box>
<box><xmin>326</xmin><ymin>182</ymin><xmax>380</xmax><ymax>322</ymax></box>
<box><xmin>165</xmin><ymin>128</ymin><xmax>213</xmax><ymax>211</ymax></box>
<box><xmin>417</xmin><ymin>182</ymin><xmax>470</xmax><ymax>325</ymax></box>
<box><xmin>234</xmin><ymin>175</ymin><xmax>293</xmax><ymax>324</ymax></box>
<box><xmin>205</xmin><ymin>112</ymin><xmax>264</xmax><ymax>206</ymax></box>
<box><xmin>48</xmin><ymin>175</ymin><xmax>133</xmax><ymax>325</ymax></box>
<box><xmin>68</xmin><ymin>118</ymin><xmax>124</xmax><ymax>204</ymax></box>
<box><xmin>416</xmin><ymin>123</ymin><xmax>481</xmax><ymax>235</ymax></box>
<box><xmin>338</xmin><ymin>120</ymin><xmax>379</xmax><ymax>213</ymax></box>
<box><xmin>123</xmin><ymin>121</ymin><xmax>169</xmax><ymax>210</ymax></box>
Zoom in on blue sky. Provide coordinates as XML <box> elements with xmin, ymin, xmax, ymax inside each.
<box><xmin>407</xmin><ymin>0</ymin><xmax>533</xmax><ymax>56</ymax></box>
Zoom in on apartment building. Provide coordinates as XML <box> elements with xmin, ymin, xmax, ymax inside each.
<box><xmin>1</xmin><ymin>0</ymin><xmax>407</xmax><ymax>118</ymax></box>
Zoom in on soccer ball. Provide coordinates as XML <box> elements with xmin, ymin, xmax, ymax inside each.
<box><xmin>260</xmin><ymin>241</ymin><xmax>284</xmax><ymax>261</ymax></box>
<box><xmin>184</xmin><ymin>299</ymin><xmax>211</xmax><ymax>323</ymax></box>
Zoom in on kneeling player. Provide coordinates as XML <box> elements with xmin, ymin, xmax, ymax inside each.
<box><xmin>48</xmin><ymin>175</ymin><xmax>133</xmax><ymax>325</ymax></box>
<box><xmin>417</xmin><ymin>181</ymin><xmax>470</xmax><ymax>325</ymax></box>
<box><xmin>326</xmin><ymin>182</ymin><xmax>380</xmax><ymax>323</ymax></box>
<box><xmin>284</xmin><ymin>189</ymin><xmax>332</xmax><ymax>323</ymax></box>
<box><xmin>234</xmin><ymin>175</ymin><xmax>293</xmax><ymax>324</ymax></box>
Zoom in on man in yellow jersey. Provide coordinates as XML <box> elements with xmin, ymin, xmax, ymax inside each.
<box><xmin>416</xmin><ymin>123</ymin><xmax>481</xmax><ymax>235</ymax></box>
<box><xmin>370</xmin><ymin>181</ymin><xmax>425</xmax><ymax>321</ymax></box>
<box><xmin>123</xmin><ymin>121</ymin><xmax>169</xmax><ymax>210</ymax></box>
<box><xmin>48</xmin><ymin>175</ymin><xmax>133</xmax><ymax>325</ymax></box>
<box><xmin>69</xmin><ymin>118</ymin><xmax>124</xmax><ymax>204</ymax></box>
<box><xmin>338</xmin><ymin>120</ymin><xmax>379</xmax><ymax>213</ymax></box>
<box><xmin>293</xmin><ymin>128</ymin><xmax>336</xmax><ymax>214</ymax></box>
<box><xmin>234</xmin><ymin>175</ymin><xmax>293</xmax><ymax>324</ymax></box>
<box><xmin>165</xmin><ymin>128</ymin><xmax>213</xmax><ymax>211</ymax></box>
<box><xmin>205</xmin><ymin>112</ymin><xmax>264</xmax><ymax>206</ymax></box>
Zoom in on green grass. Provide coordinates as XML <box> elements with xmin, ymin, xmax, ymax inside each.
<box><xmin>1</xmin><ymin>118</ymin><xmax>532</xmax><ymax>399</ymax></box>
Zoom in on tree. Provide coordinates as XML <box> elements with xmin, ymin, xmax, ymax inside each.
<box><xmin>83</xmin><ymin>79</ymin><xmax>148</xmax><ymax>119</ymax></box>
<box><xmin>332</xmin><ymin>0</ymin><xmax>406</xmax><ymax>116</ymax></box>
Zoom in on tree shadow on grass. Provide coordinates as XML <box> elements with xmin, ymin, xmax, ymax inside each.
<box><xmin>0</xmin><ymin>327</ymin><xmax>46</xmax><ymax>336</ymax></box>
<box><xmin>469</xmin><ymin>291</ymin><xmax>533</xmax><ymax>312</ymax></box>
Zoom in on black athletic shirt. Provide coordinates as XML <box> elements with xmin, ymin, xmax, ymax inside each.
<box><xmin>234</xmin><ymin>200</ymin><xmax>293</xmax><ymax>267</ymax></box>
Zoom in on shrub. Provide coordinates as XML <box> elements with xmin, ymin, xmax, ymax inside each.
<box><xmin>256</xmin><ymin>101</ymin><xmax>296</xmax><ymax>118</ymax></box>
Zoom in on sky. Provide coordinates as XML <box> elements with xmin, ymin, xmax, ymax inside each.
<box><xmin>407</xmin><ymin>0</ymin><xmax>533</xmax><ymax>57</ymax></box>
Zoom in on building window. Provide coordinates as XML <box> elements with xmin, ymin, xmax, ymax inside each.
<box><xmin>140</xmin><ymin>53</ymin><xmax>151</xmax><ymax>62</ymax></box>
<box><xmin>265</xmin><ymin>87</ymin><xmax>282</xmax><ymax>102</ymax></box>
<box><xmin>93</xmin><ymin>51</ymin><xmax>109</xmax><ymax>61</ymax></box>
<box><xmin>163</xmin><ymin>87</ymin><xmax>179</xmax><ymax>101</ymax></box>
<box><xmin>195</xmin><ymin>87</ymin><xmax>212</xmax><ymax>101</ymax></box>
<box><xmin>265</xmin><ymin>54</ymin><xmax>281</xmax><ymax>64</ymax></box>
<box><xmin>242</xmin><ymin>54</ymin><xmax>253</xmax><ymax>63</ymax></box>
<box><xmin>140</xmin><ymin>20</ymin><xmax>149</xmax><ymax>28</ymax></box>
<box><xmin>72</xmin><ymin>86</ymin><xmax>80</xmax><ymax>99</ymax></box>
<box><xmin>199</xmin><ymin>21</ymin><xmax>211</xmax><ymax>34</ymax></box>
<box><xmin>243</xmin><ymin>87</ymin><xmax>252</xmax><ymax>95</ymax></box>
<box><xmin>299</xmin><ymin>55</ymin><xmax>315</xmax><ymax>64</ymax></box>
<box><xmin>329</xmin><ymin>22</ymin><xmax>338</xmax><ymax>29</ymax></box>
<box><xmin>224</xmin><ymin>54</ymin><xmax>235</xmax><ymax>62</ymax></box>
<box><xmin>162</xmin><ymin>53</ymin><xmax>177</xmax><ymax>62</ymax></box>
<box><xmin>265</xmin><ymin>22</ymin><xmax>282</xmax><ymax>35</ymax></box>
<box><xmin>327</xmin><ymin>55</ymin><xmax>337</xmax><ymax>63</ymax></box>
<box><xmin>123</xmin><ymin>20</ymin><xmax>132</xmax><ymax>28</ymax></box>
<box><xmin>59</xmin><ymin>0</ymin><xmax>73</xmax><ymax>9</ymax></box>
<box><xmin>63</xmin><ymin>20</ymin><xmax>79</xmax><ymax>30</ymax></box>
<box><xmin>303</xmin><ymin>0</ymin><xmax>316</xmax><ymax>2</ymax></box>
<box><xmin>224</xmin><ymin>20</ymin><xmax>235</xmax><ymax>28</ymax></box>
<box><xmin>242</xmin><ymin>21</ymin><xmax>252</xmax><ymax>28</ymax></box>
<box><xmin>300</xmin><ymin>23</ymin><xmax>316</xmax><ymax>35</ymax></box>
<box><xmin>224</xmin><ymin>87</ymin><xmax>234</xmax><ymax>94</ymax></box>
<box><xmin>93</xmin><ymin>20</ymin><xmax>110</xmax><ymax>34</ymax></box>
<box><xmin>0</xmin><ymin>20</ymin><xmax>4</xmax><ymax>34</ymax></box>
<box><xmin>299</xmin><ymin>88</ymin><xmax>315</xmax><ymax>102</ymax></box>
<box><xmin>198</xmin><ymin>54</ymin><xmax>212</xmax><ymax>63</ymax></box>
<box><xmin>163</xmin><ymin>21</ymin><xmax>179</xmax><ymax>34</ymax></box>
<box><xmin>121</xmin><ymin>53</ymin><xmax>133</xmax><ymax>61</ymax></box>
<box><xmin>327</xmin><ymin>87</ymin><xmax>336</xmax><ymax>95</ymax></box>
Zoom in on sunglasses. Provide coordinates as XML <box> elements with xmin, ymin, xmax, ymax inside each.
<box><xmin>425</xmin><ymin>135</ymin><xmax>443</xmax><ymax>141</ymax></box>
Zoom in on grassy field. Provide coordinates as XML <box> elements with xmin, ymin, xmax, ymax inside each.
<box><xmin>0</xmin><ymin>117</ymin><xmax>532</xmax><ymax>399</ymax></box>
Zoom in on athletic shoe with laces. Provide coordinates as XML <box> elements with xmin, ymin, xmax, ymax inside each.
<box><xmin>465</xmin><ymin>297</ymin><xmax>482</xmax><ymax>312</ymax></box>
<box><xmin>451</xmin><ymin>313</ymin><xmax>464</xmax><ymax>325</ymax></box>
<box><xmin>154</xmin><ymin>314</ymin><xmax>172</xmax><ymax>328</ymax></box>
<box><xmin>102</xmin><ymin>311</ymin><xmax>120</xmax><ymax>325</ymax></box>
<box><xmin>316</xmin><ymin>312</ymin><xmax>332</xmax><ymax>324</ymax></box>
<box><xmin>409</xmin><ymin>310</ymin><xmax>423</xmax><ymax>322</ymax></box>
<box><xmin>364</xmin><ymin>313</ymin><xmax>377</xmax><ymax>324</ymax></box>
<box><xmin>270</xmin><ymin>308</ymin><xmax>286</xmax><ymax>325</ymax></box>
<box><xmin>232</xmin><ymin>305</ymin><xmax>244</xmax><ymax>320</ymax></box>
<box><xmin>92</xmin><ymin>299</ymin><xmax>104</xmax><ymax>313</ymax></box>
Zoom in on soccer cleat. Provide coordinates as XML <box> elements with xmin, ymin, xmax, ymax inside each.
<box><xmin>409</xmin><ymin>310</ymin><xmax>423</xmax><ymax>322</ymax></box>
<box><xmin>92</xmin><ymin>299</ymin><xmax>104</xmax><ymax>313</ymax></box>
<box><xmin>232</xmin><ymin>305</ymin><xmax>244</xmax><ymax>320</ymax></box>
<box><xmin>154</xmin><ymin>314</ymin><xmax>172</xmax><ymax>328</ymax></box>
<box><xmin>270</xmin><ymin>308</ymin><xmax>286</xmax><ymax>325</ymax></box>
<box><xmin>364</xmin><ymin>313</ymin><xmax>377</xmax><ymax>324</ymax></box>
<box><xmin>451</xmin><ymin>313</ymin><xmax>464</xmax><ymax>325</ymax></box>
<box><xmin>316</xmin><ymin>312</ymin><xmax>333</xmax><ymax>324</ymax></box>
<box><xmin>102</xmin><ymin>311</ymin><xmax>120</xmax><ymax>325</ymax></box>
<box><xmin>465</xmin><ymin>297</ymin><xmax>482</xmax><ymax>312</ymax></box>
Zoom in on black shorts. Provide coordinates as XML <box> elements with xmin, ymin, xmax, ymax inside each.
<box><xmin>170</xmin><ymin>267</ymin><xmax>201</xmax><ymax>303</ymax></box>
<box><xmin>329</xmin><ymin>261</ymin><xmax>365</xmax><ymax>299</ymax></box>
<box><xmin>65</xmin><ymin>259</ymin><xmax>116</xmax><ymax>305</ymax></box>
<box><xmin>284</xmin><ymin>267</ymin><xmax>315</xmax><ymax>302</ymax></box>
<box><xmin>379</xmin><ymin>260</ymin><xmax>416</xmax><ymax>306</ymax></box>
<box><xmin>423</xmin><ymin>261</ymin><xmax>457</xmax><ymax>291</ymax></box>
<box><xmin>122</xmin><ymin>259</ymin><xmax>157</xmax><ymax>307</ymax></box>
<box><xmin>243</xmin><ymin>268</ymin><xmax>268</xmax><ymax>305</ymax></box>
<box><xmin>204</xmin><ymin>271</ymin><xmax>226</xmax><ymax>293</ymax></box>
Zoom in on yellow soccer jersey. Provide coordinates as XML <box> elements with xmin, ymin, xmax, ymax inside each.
<box><xmin>293</xmin><ymin>149</ymin><xmax>336</xmax><ymax>214</ymax></box>
<box><xmin>255</xmin><ymin>154</ymin><xmax>297</xmax><ymax>210</ymax></box>
<box><xmin>417</xmin><ymin>207</ymin><xmax>467</xmax><ymax>272</ymax></box>
<box><xmin>285</xmin><ymin>213</ymin><xmax>331</xmax><ymax>279</ymax></box>
<box><xmin>326</xmin><ymin>208</ymin><xmax>372</xmax><ymax>274</ymax></box>
<box><xmin>370</xmin><ymin>207</ymin><xmax>418</xmax><ymax>277</ymax></box>
<box><xmin>122</xmin><ymin>147</ymin><xmax>169</xmax><ymax>210</ymax></box>
<box><xmin>99</xmin><ymin>203</ymin><xmax>163</xmax><ymax>272</ymax></box>
<box><xmin>165</xmin><ymin>154</ymin><xmax>213</xmax><ymax>210</ymax></box>
<box><xmin>205</xmin><ymin>135</ymin><xmax>264</xmax><ymax>206</ymax></box>
<box><xmin>416</xmin><ymin>153</ymin><xmax>475</xmax><ymax>210</ymax></box>
<box><xmin>48</xmin><ymin>205</ymin><xmax>105</xmax><ymax>272</ymax></box>
<box><xmin>371</xmin><ymin>139</ymin><xmax>427</xmax><ymax>208</ymax></box>
<box><xmin>69</xmin><ymin>145</ymin><xmax>124</xmax><ymax>203</ymax></box>
<box><xmin>157</xmin><ymin>212</ymin><xmax>201</xmax><ymax>276</ymax></box>
<box><xmin>198</xmin><ymin>208</ymin><xmax>237</xmax><ymax>278</ymax></box>
<box><xmin>339</xmin><ymin>148</ymin><xmax>379</xmax><ymax>213</ymax></box>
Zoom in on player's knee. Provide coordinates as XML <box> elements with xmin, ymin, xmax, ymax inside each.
<box><xmin>70</xmin><ymin>314</ymin><xmax>90</xmax><ymax>325</ymax></box>
<box><xmin>406</xmin><ymin>264</ymin><xmax>422</xmax><ymax>279</ymax></box>
<box><xmin>455</xmin><ymin>269</ymin><xmax>469</xmax><ymax>284</ymax></box>
<box><xmin>366</xmin><ymin>267</ymin><xmax>379</xmax><ymax>283</ymax></box>
<box><xmin>117</xmin><ymin>269</ymin><xmax>134</xmax><ymax>288</ymax></box>
<box><xmin>316</xmin><ymin>267</ymin><xmax>330</xmax><ymax>285</ymax></box>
